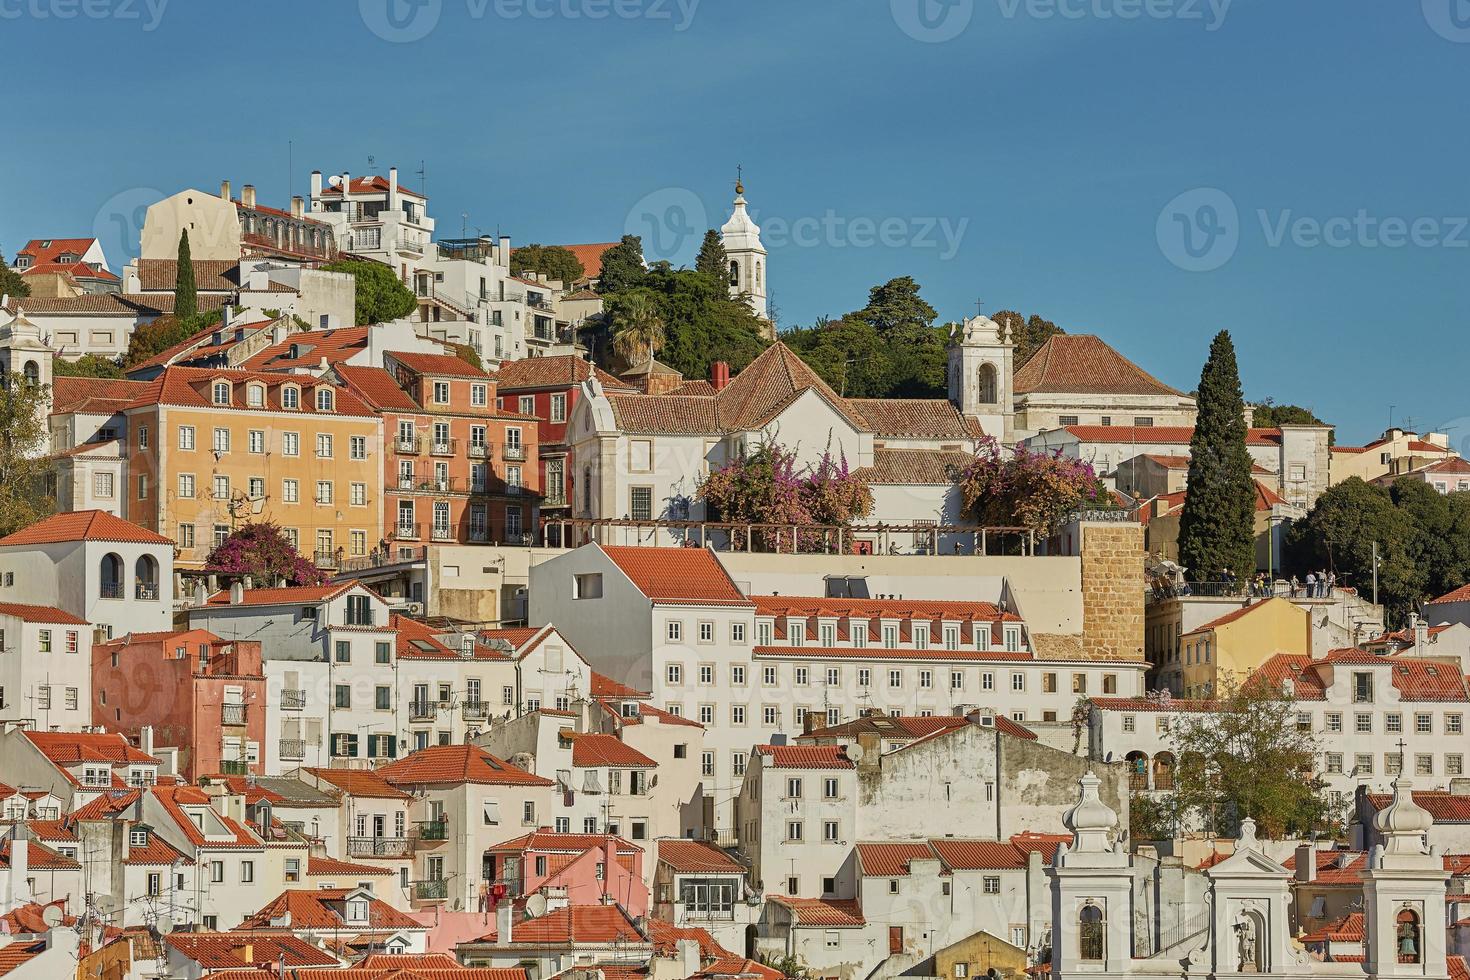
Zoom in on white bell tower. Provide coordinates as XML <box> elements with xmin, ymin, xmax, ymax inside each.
<box><xmin>1051</xmin><ymin>771</ymin><xmax>1133</xmax><ymax>980</ymax></box>
<box><xmin>1363</xmin><ymin>775</ymin><xmax>1450</xmax><ymax>980</ymax></box>
<box><xmin>0</xmin><ymin>306</ymin><xmax>55</xmax><ymax>452</ymax></box>
<box><xmin>947</xmin><ymin>313</ymin><xmax>1013</xmax><ymax>442</ymax></box>
<box><xmin>720</xmin><ymin>174</ymin><xmax>768</xmax><ymax>322</ymax></box>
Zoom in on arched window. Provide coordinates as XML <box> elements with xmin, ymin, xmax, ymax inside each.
<box><xmin>22</xmin><ymin>361</ymin><xmax>39</xmax><ymax>385</ymax></box>
<box><xmin>729</xmin><ymin>261</ymin><xmax>740</xmax><ymax>288</ymax></box>
<box><xmin>583</xmin><ymin>467</ymin><xmax>593</xmax><ymax>514</ymax></box>
<box><xmin>977</xmin><ymin>363</ymin><xmax>998</xmax><ymax>405</ymax></box>
<box><xmin>315</xmin><ymin>387</ymin><xmax>334</xmax><ymax>412</ymax></box>
<box><xmin>1397</xmin><ymin>908</ymin><xmax>1421</xmax><ymax>964</ymax></box>
<box><xmin>755</xmin><ymin>260</ymin><xmax>762</xmax><ymax>289</ymax></box>
<box><xmin>134</xmin><ymin>555</ymin><xmax>159</xmax><ymax>600</ymax></box>
<box><xmin>282</xmin><ymin>385</ymin><xmax>300</xmax><ymax>410</ymax></box>
<box><xmin>100</xmin><ymin>553</ymin><xmax>124</xmax><ymax>600</ymax></box>
<box><xmin>246</xmin><ymin>384</ymin><xmax>265</xmax><ymax>408</ymax></box>
<box><xmin>1079</xmin><ymin>903</ymin><xmax>1105</xmax><ymax>962</ymax></box>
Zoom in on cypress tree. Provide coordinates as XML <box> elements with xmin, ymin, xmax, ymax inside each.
<box><xmin>174</xmin><ymin>230</ymin><xmax>198</xmax><ymax>320</ymax></box>
<box><xmin>595</xmin><ymin>235</ymin><xmax>647</xmax><ymax>294</ymax></box>
<box><xmin>1177</xmin><ymin>330</ymin><xmax>1257</xmax><ymax>586</ymax></box>
<box><xmin>695</xmin><ymin>230</ymin><xmax>729</xmax><ymax>284</ymax></box>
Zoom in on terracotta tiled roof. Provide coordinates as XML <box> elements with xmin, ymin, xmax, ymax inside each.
<box><xmin>854</xmin><ymin>448</ymin><xmax>971</xmax><ymax>485</ymax></box>
<box><xmin>599</xmin><ymin>545</ymin><xmax>750</xmax><ymax>605</ymax></box>
<box><xmin>50</xmin><ymin>377</ymin><xmax>151</xmax><ymax>416</ymax></box>
<box><xmin>753</xmin><ymin>595</ymin><xmax>1014</xmax><ymax>623</ymax></box>
<box><xmin>516</xmin><ymin>243</ymin><xmax>618</xmax><ymax>282</ymax></box>
<box><xmin>121</xmin><ymin>829</ymin><xmax>192</xmax><ymax>866</ymax></box>
<box><xmin>715</xmin><ymin>342</ymin><xmax>865</xmax><ymax>431</ymax></box>
<box><xmin>494</xmin><ymin>354</ymin><xmax>631</xmax><ymax>391</ymax></box>
<box><xmin>307</xmin><ymin>855</ymin><xmax>396</xmax><ymax>876</ymax></box>
<box><xmin>1412</xmin><ymin>458</ymin><xmax>1470</xmax><ymax>476</ymax></box>
<box><xmin>590</xmin><ymin>672</ymin><xmax>649</xmax><ymax>699</ymax></box>
<box><xmin>929</xmin><ymin>834</ymin><xmax>1068</xmax><ymax>870</ymax></box>
<box><xmin>1300</xmin><ymin>912</ymin><xmax>1363</xmax><ymax>944</ymax></box>
<box><xmin>766</xmin><ymin>896</ymin><xmax>865</xmax><ymax>926</ymax></box>
<box><xmin>333</xmin><ymin>364</ymin><xmax>422</xmax><ymax>412</ymax></box>
<box><xmin>846</xmin><ymin>399</ymin><xmax>982</xmax><ymax>438</ymax></box>
<box><xmin>803</xmin><ymin>714</ymin><xmax>969</xmax><ymax>742</ymax></box>
<box><xmin>1252</xmin><ymin>653</ymin><xmax>1327</xmax><ymax>700</ymax></box>
<box><xmin>489</xmin><ymin>831</ymin><xmax>641</xmax><ymax>856</ymax></box>
<box><xmin>390</xmin><ymin>350</ymin><xmax>492</xmax><ymax>378</ymax></box>
<box><xmin>21</xmin><ymin>260</ymin><xmax>119</xmax><ymax>283</ymax></box>
<box><xmin>242</xmin><ymin>326</ymin><xmax>369</xmax><ymax>371</ymax></box>
<box><xmin>164</xmin><ymin>933</ymin><xmax>339</xmax><ymax>969</ymax></box>
<box><xmin>856</xmin><ymin>842</ymin><xmax>939</xmax><ymax>877</ymax></box>
<box><xmin>668</xmin><ymin>380</ymin><xmax>718</xmax><ymax>396</ymax></box>
<box><xmin>606</xmin><ymin>393</ymin><xmax>721</xmax><ymax>434</ymax></box>
<box><xmin>0</xmin><ymin>510</ymin><xmax>171</xmax><ymax>547</ymax></box>
<box><xmin>474</xmin><ymin>903</ymin><xmax>645</xmax><ymax>945</ymax></box>
<box><xmin>1062</xmin><ymin>425</ymin><xmax>1196</xmax><ymax>445</ymax></box>
<box><xmin>151</xmin><ymin>785</ymin><xmax>262</xmax><ymax>849</ymax></box>
<box><xmin>1450</xmin><ymin>955</ymin><xmax>1469</xmax><ymax>980</ymax></box>
<box><xmin>206</xmin><ymin>583</ymin><xmax>355</xmax><ymax>607</ymax></box>
<box><xmin>16</xmin><ymin>238</ymin><xmax>101</xmax><ymax>265</ymax></box>
<box><xmin>1</xmin><ymin>839</ymin><xmax>79</xmax><ymax>871</ymax></box>
<box><xmin>1282</xmin><ymin>850</ymin><xmax>1365</xmax><ymax>884</ymax></box>
<box><xmin>127</xmin><ymin>366</ymin><xmax>377</xmax><ymax>417</ymax></box>
<box><xmin>134</xmin><ymin>259</ymin><xmax>239</xmax><ymax>292</ymax></box>
<box><xmin>117</xmin><ymin>292</ymin><xmax>230</xmax><ymax>315</ymax></box>
<box><xmin>1430</xmin><ymin>584</ymin><xmax>1470</xmax><ymax>605</ymax></box>
<box><xmin>237</xmin><ymin>888</ymin><xmax>425</xmax><ymax>932</ymax></box>
<box><xmin>69</xmin><ymin>790</ymin><xmax>141</xmax><ymax>820</ymax></box>
<box><xmin>0</xmin><ymin>939</ymin><xmax>45</xmax><ymax>974</ymax></box>
<box><xmin>753</xmin><ymin>745</ymin><xmax>854</xmax><ymax>769</ymax></box>
<box><xmin>1383</xmin><ymin>658</ymin><xmax>1470</xmax><ymax>701</ymax></box>
<box><xmin>5</xmin><ymin>294</ymin><xmax>139</xmax><ymax>314</ymax></box>
<box><xmin>657</xmin><ymin>840</ymin><xmax>744</xmax><ymax>874</ymax></box>
<box><xmin>568</xmin><ymin>733</ymin><xmax>657</xmax><ymax>769</ymax></box>
<box><xmin>317</xmin><ymin>175</ymin><xmax>425</xmax><ymax>199</ymax></box>
<box><xmin>303</xmin><ymin>767</ymin><xmax>412</xmax><ymax>801</ymax></box>
<box><xmin>1184</xmin><ymin>599</ymin><xmax>1283</xmax><ymax>636</ymax></box>
<box><xmin>355</xmin><ymin>953</ymin><xmax>529</xmax><ymax>979</ymax></box>
<box><xmin>697</xmin><ymin>957</ymin><xmax>784</xmax><ymax>980</ymax></box>
<box><xmin>378</xmin><ymin>745</ymin><xmax>554</xmax><ymax>787</ymax></box>
<box><xmin>394</xmin><ymin>615</ymin><xmax>512</xmax><ymax>661</ymax></box>
<box><xmin>1364</xmin><ymin>791</ymin><xmax>1470</xmax><ymax>822</ymax></box>
<box><xmin>0</xmin><ymin>602</ymin><xmax>88</xmax><ymax>625</ymax></box>
<box><xmin>1014</xmin><ymin>335</ymin><xmax>1185</xmax><ymax>397</ymax></box>
<box><xmin>755</xmin><ymin>645</ymin><xmax>1032</xmax><ymax>663</ymax></box>
<box><xmin>24</xmin><ymin>731</ymin><xmax>160</xmax><ymax>770</ymax></box>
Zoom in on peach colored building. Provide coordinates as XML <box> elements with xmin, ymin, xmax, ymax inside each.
<box><xmin>483</xmin><ymin>830</ymin><xmax>647</xmax><ymax>916</ymax></box>
<box><xmin>122</xmin><ymin>366</ymin><xmax>384</xmax><ymax>569</ymax></box>
<box><xmin>334</xmin><ymin>350</ymin><xmax>541</xmax><ymax>550</ymax></box>
<box><xmin>92</xmin><ymin>629</ymin><xmax>267</xmax><ymax>780</ymax></box>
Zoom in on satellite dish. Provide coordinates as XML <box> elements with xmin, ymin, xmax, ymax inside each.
<box><xmin>40</xmin><ymin>906</ymin><xmax>63</xmax><ymax>928</ymax></box>
<box><xmin>525</xmin><ymin>893</ymin><xmax>548</xmax><ymax>918</ymax></box>
<box><xmin>155</xmin><ymin>917</ymin><xmax>175</xmax><ymax>936</ymax></box>
<box><xmin>328</xmin><ymin>174</ymin><xmax>343</xmax><ymax>188</ymax></box>
<box><xmin>843</xmin><ymin>743</ymin><xmax>865</xmax><ymax>764</ymax></box>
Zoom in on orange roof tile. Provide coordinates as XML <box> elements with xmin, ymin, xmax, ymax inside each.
<box><xmin>307</xmin><ymin>854</ymin><xmax>395</xmax><ymax>876</ymax></box>
<box><xmin>379</xmin><ymin>745</ymin><xmax>553</xmax><ymax>787</ymax></box>
<box><xmin>568</xmin><ymin>733</ymin><xmax>656</xmax><ymax>769</ymax></box>
<box><xmin>164</xmin><ymin>933</ymin><xmax>339</xmax><ymax>969</ymax></box>
<box><xmin>390</xmin><ymin>350</ymin><xmax>492</xmax><ymax>378</ymax></box>
<box><xmin>50</xmin><ymin>378</ymin><xmax>152</xmax><ymax>418</ymax></box>
<box><xmin>656</xmin><ymin>840</ymin><xmax>744</xmax><ymax>874</ymax></box>
<box><xmin>590</xmin><ymin>671</ymin><xmax>649</xmax><ymax>699</ymax></box>
<box><xmin>765</xmin><ymin>896</ymin><xmax>864</xmax><ymax>926</ymax></box>
<box><xmin>753</xmin><ymin>745</ymin><xmax>854</xmax><ymax>769</ymax></box>
<box><xmin>150</xmin><ymin>785</ymin><xmax>262</xmax><ymax>849</ymax></box>
<box><xmin>17</xmin><ymin>238</ymin><xmax>100</xmax><ymax>265</ymax></box>
<box><xmin>24</xmin><ymin>731</ymin><xmax>160</xmax><ymax>771</ymax></box>
<box><xmin>303</xmin><ymin>767</ymin><xmax>412</xmax><ymax>801</ymax></box>
<box><xmin>0</xmin><ymin>510</ymin><xmax>171</xmax><ymax>547</ymax></box>
<box><xmin>205</xmin><ymin>583</ymin><xmax>354</xmax><ymax>607</ymax></box>
<box><xmin>236</xmin><ymin>888</ymin><xmax>425</xmax><ymax>932</ymax></box>
<box><xmin>599</xmin><ymin>545</ymin><xmax>749</xmax><ymax>605</ymax></box>
<box><xmin>0</xmin><ymin>602</ymin><xmax>88</xmax><ymax>625</ymax></box>
<box><xmin>242</xmin><ymin>326</ymin><xmax>369</xmax><ymax>371</ymax></box>
<box><xmin>475</xmin><ymin>903</ymin><xmax>645</xmax><ymax>946</ymax></box>
<box><xmin>1015</xmin><ymin>335</ymin><xmax>1185</xmax><ymax>397</ymax></box>
<box><xmin>494</xmin><ymin>354</ymin><xmax>633</xmax><ymax>392</ymax></box>
<box><xmin>489</xmin><ymin>831</ymin><xmax>641</xmax><ymax>856</ymax></box>
<box><xmin>856</xmin><ymin>842</ymin><xmax>939</xmax><ymax>877</ymax></box>
<box><xmin>1062</xmin><ymin>425</ymin><xmax>1195</xmax><ymax>445</ymax></box>
<box><xmin>845</xmin><ymin>399</ymin><xmax>981</xmax><ymax>439</ymax></box>
<box><xmin>127</xmin><ymin>366</ymin><xmax>377</xmax><ymax>417</ymax></box>
<box><xmin>317</xmin><ymin>175</ymin><xmax>425</xmax><ymax>199</ymax></box>
<box><xmin>854</xmin><ymin>449</ymin><xmax>972</xmax><ymax>485</ymax></box>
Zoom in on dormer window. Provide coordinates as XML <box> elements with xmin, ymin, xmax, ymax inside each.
<box><xmin>315</xmin><ymin>387</ymin><xmax>334</xmax><ymax>412</ymax></box>
<box><xmin>130</xmin><ymin>828</ymin><xmax>148</xmax><ymax>847</ymax></box>
<box><xmin>211</xmin><ymin>382</ymin><xmax>231</xmax><ymax>406</ymax></box>
<box><xmin>246</xmin><ymin>384</ymin><xmax>265</xmax><ymax>408</ymax></box>
<box><xmin>346</xmin><ymin>898</ymin><xmax>369</xmax><ymax>922</ymax></box>
<box><xmin>282</xmin><ymin>386</ymin><xmax>300</xmax><ymax>410</ymax></box>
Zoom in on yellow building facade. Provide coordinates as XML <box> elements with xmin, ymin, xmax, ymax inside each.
<box><xmin>125</xmin><ymin>367</ymin><xmax>384</xmax><ymax>569</ymax></box>
<box><xmin>1176</xmin><ymin>597</ymin><xmax>1312</xmax><ymax>697</ymax></box>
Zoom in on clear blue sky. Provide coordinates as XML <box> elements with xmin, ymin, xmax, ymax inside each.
<box><xmin>3</xmin><ymin>0</ymin><xmax>1467</xmax><ymax>446</ymax></box>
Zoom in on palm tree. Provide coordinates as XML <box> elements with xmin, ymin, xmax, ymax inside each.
<box><xmin>610</xmin><ymin>291</ymin><xmax>666</xmax><ymax>367</ymax></box>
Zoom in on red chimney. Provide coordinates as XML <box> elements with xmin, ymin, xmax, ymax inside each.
<box><xmin>710</xmin><ymin>361</ymin><xmax>731</xmax><ymax>391</ymax></box>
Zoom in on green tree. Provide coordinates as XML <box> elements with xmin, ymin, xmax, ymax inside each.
<box><xmin>449</xmin><ymin>342</ymin><xmax>483</xmax><ymax>371</ymax></box>
<box><xmin>608</xmin><ymin>290</ymin><xmax>667</xmax><ymax>368</ymax></box>
<box><xmin>322</xmin><ymin>260</ymin><xmax>417</xmax><ymax>324</ymax></box>
<box><xmin>782</xmin><ymin>317</ymin><xmax>892</xmax><ymax>398</ymax></box>
<box><xmin>0</xmin><ymin>251</ymin><xmax>29</xmax><ymax>300</ymax></box>
<box><xmin>1177</xmin><ymin>331</ymin><xmax>1257</xmax><ymax>585</ymax></box>
<box><xmin>174</xmin><ymin>230</ymin><xmax>198</xmax><ymax>320</ymax></box>
<box><xmin>205</xmin><ymin>521</ymin><xmax>326</xmax><ymax>586</ymax></box>
<box><xmin>1164</xmin><ymin>677</ymin><xmax>1336</xmax><ymax>839</ymax></box>
<box><xmin>509</xmin><ymin>244</ymin><xmax>585</xmax><ymax>286</ymax></box>
<box><xmin>595</xmin><ymin>235</ymin><xmax>647</xmax><ymax>294</ymax></box>
<box><xmin>694</xmin><ymin>230</ymin><xmax>728</xmax><ymax>284</ymax></box>
<box><xmin>122</xmin><ymin>310</ymin><xmax>218</xmax><ymax>369</ymax></box>
<box><xmin>0</xmin><ymin>373</ymin><xmax>55</xmax><ymax>537</ymax></box>
<box><xmin>994</xmin><ymin>310</ymin><xmax>1065</xmax><ymax>368</ymax></box>
<box><xmin>1251</xmin><ymin>399</ymin><xmax>1333</xmax><ymax>445</ymax></box>
<box><xmin>850</xmin><ymin>275</ymin><xmax>937</xmax><ymax>343</ymax></box>
<box><xmin>52</xmin><ymin>354</ymin><xmax>125</xmax><ymax>379</ymax></box>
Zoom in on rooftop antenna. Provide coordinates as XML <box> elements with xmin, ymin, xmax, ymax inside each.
<box><xmin>288</xmin><ymin>139</ymin><xmax>294</xmax><ymax>201</ymax></box>
<box><xmin>417</xmin><ymin>160</ymin><xmax>427</xmax><ymax>198</ymax></box>
<box><xmin>462</xmin><ymin>213</ymin><xmax>469</xmax><ymax>238</ymax></box>
<box><xmin>367</xmin><ymin>154</ymin><xmax>376</xmax><ymax>172</ymax></box>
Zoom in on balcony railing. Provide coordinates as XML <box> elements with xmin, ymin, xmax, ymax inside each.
<box><xmin>468</xmin><ymin>443</ymin><xmax>492</xmax><ymax>460</ymax></box>
<box><xmin>99</xmin><ymin>582</ymin><xmax>124</xmax><ymax>600</ymax></box>
<box><xmin>314</xmin><ymin>550</ymin><xmax>341</xmax><ymax>568</ymax></box>
<box><xmin>395</xmin><ymin>523</ymin><xmax>422</xmax><ymax>541</ymax></box>
<box><xmin>409</xmin><ymin>701</ymin><xmax>437</xmax><ymax>722</ymax></box>
<box><xmin>396</xmin><ymin>238</ymin><xmax>426</xmax><ymax>256</ymax></box>
<box><xmin>462</xmin><ymin>701</ymin><xmax>488</xmax><ymax>721</ymax></box>
<box><xmin>431</xmin><ymin>525</ymin><xmax>455</xmax><ymax>542</ymax></box>
<box><xmin>280</xmin><ymin>690</ymin><xmax>306</xmax><ymax>710</ymax></box>
<box><xmin>135</xmin><ymin>583</ymin><xmax>159</xmax><ymax>600</ymax></box>
<box><xmin>397</xmin><ymin>475</ymin><xmax>418</xmax><ymax>490</ymax></box>
<box><xmin>219</xmin><ymin>760</ymin><xmax>249</xmax><ymax>776</ymax></box>
<box><xmin>429</xmin><ymin>438</ymin><xmax>458</xmax><ymax>456</ymax></box>
<box><xmin>415</xmin><ymin>819</ymin><xmax>449</xmax><ymax>842</ymax></box>
<box><xmin>279</xmin><ymin>739</ymin><xmax>306</xmax><ymax>761</ymax></box>
<box><xmin>414</xmin><ymin>878</ymin><xmax>448</xmax><ymax>901</ymax></box>
<box><xmin>502</xmin><ymin>444</ymin><xmax>526</xmax><ymax>462</ymax></box>
<box><xmin>220</xmin><ymin>704</ymin><xmax>247</xmax><ymax>725</ymax></box>
<box><xmin>395</xmin><ymin>437</ymin><xmax>423</xmax><ymax>455</ymax></box>
<box><xmin>348</xmin><ymin>837</ymin><xmax>411</xmax><ymax>859</ymax></box>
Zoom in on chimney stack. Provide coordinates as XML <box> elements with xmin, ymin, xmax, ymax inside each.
<box><xmin>220</xmin><ymin>179</ymin><xmax>232</xmax><ymax>201</ymax></box>
<box><xmin>677</xmin><ymin>938</ymin><xmax>701</xmax><ymax>977</ymax></box>
<box><xmin>341</xmin><ymin>172</ymin><xmax>352</xmax><ymax>208</ymax></box>
<box><xmin>310</xmin><ymin>170</ymin><xmax>323</xmax><ymax>201</ymax></box>
<box><xmin>388</xmin><ymin>166</ymin><xmax>401</xmax><ymax>213</ymax></box>
<box><xmin>496</xmin><ymin>902</ymin><xmax>514</xmax><ymax>946</ymax></box>
<box><xmin>230</xmin><ymin>581</ymin><xmax>245</xmax><ymax>605</ymax></box>
<box><xmin>1294</xmin><ymin>842</ymin><xmax>1316</xmax><ymax>882</ymax></box>
<box><xmin>710</xmin><ymin>361</ymin><xmax>731</xmax><ymax>392</ymax></box>
<box><xmin>140</xmin><ymin>726</ymin><xmax>154</xmax><ymax>758</ymax></box>
<box><xmin>291</xmin><ymin>196</ymin><xmax>304</xmax><ymax>220</ymax></box>
<box><xmin>242</xmin><ymin>184</ymin><xmax>256</xmax><ymax>209</ymax></box>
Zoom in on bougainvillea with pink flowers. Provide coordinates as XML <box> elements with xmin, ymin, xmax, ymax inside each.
<box><xmin>956</xmin><ymin>435</ymin><xmax>1113</xmax><ymax>536</ymax></box>
<box><xmin>697</xmin><ymin>442</ymin><xmax>873</xmax><ymax>552</ymax></box>
<box><xmin>205</xmin><ymin>521</ymin><xmax>327</xmax><ymax>586</ymax></box>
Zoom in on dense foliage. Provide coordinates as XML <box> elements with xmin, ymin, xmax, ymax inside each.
<box><xmin>1251</xmin><ymin>398</ymin><xmax>1333</xmax><ymax>445</ymax></box>
<box><xmin>594</xmin><ymin>235</ymin><xmax>649</xmax><ymax>294</ymax></box>
<box><xmin>694</xmin><ymin>230</ymin><xmax>729</xmax><ymax>284</ymax></box>
<box><xmin>205</xmin><ymin>522</ymin><xmax>327</xmax><ymax>586</ymax></box>
<box><xmin>1177</xmin><ymin>331</ymin><xmax>1257</xmax><ymax>584</ymax></box>
<box><xmin>0</xmin><ymin>374</ymin><xmax>55</xmax><ymax>537</ymax></box>
<box><xmin>956</xmin><ymin>436</ymin><xmax>1111</xmax><ymax>536</ymax></box>
<box><xmin>0</xmin><ymin>251</ymin><xmax>28</xmax><ymax>299</ymax></box>
<box><xmin>53</xmin><ymin>354</ymin><xmax>125</xmax><ymax>379</ymax></box>
<box><xmin>174</xmin><ymin>230</ymin><xmax>198</xmax><ymax>320</ymax></box>
<box><xmin>993</xmin><ymin>309</ymin><xmax>1064</xmax><ymax>369</ymax></box>
<box><xmin>608</xmin><ymin>290</ymin><xmax>666</xmax><ymax>368</ymax></box>
<box><xmin>783</xmin><ymin>277</ymin><xmax>948</xmax><ymax>397</ymax></box>
<box><xmin>322</xmin><ymin>259</ymin><xmax>417</xmax><ymax>324</ymax></box>
<box><xmin>698</xmin><ymin>443</ymin><xmax>873</xmax><ymax>553</ymax></box>
<box><xmin>122</xmin><ymin>310</ymin><xmax>220</xmax><ymax>369</ymax></box>
<box><xmin>1285</xmin><ymin>476</ymin><xmax>1470</xmax><ymax>626</ymax></box>
<box><xmin>509</xmin><ymin>244</ymin><xmax>585</xmax><ymax>286</ymax></box>
<box><xmin>1156</xmin><ymin>679</ymin><xmax>1338</xmax><ymax>839</ymax></box>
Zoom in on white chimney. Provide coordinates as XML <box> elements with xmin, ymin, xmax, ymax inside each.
<box><xmin>193</xmin><ymin>580</ymin><xmax>207</xmax><ymax>607</ymax></box>
<box><xmin>242</xmin><ymin>184</ymin><xmax>256</xmax><ymax>209</ymax></box>
<box><xmin>139</xmin><ymin>726</ymin><xmax>154</xmax><ymax>758</ymax></box>
<box><xmin>6</xmin><ymin>826</ymin><xmax>31</xmax><ymax>908</ymax></box>
<box><xmin>388</xmin><ymin>166</ymin><xmax>401</xmax><ymax>213</ymax></box>
<box><xmin>341</xmin><ymin>171</ymin><xmax>352</xmax><ymax>210</ymax></box>
<box><xmin>229</xmin><ymin>581</ymin><xmax>245</xmax><ymax>605</ymax></box>
<box><xmin>496</xmin><ymin>902</ymin><xmax>514</xmax><ymax>946</ymax></box>
<box><xmin>677</xmin><ymin>938</ymin><xmax>701</xmax><ymax>977</ymax></box>
<box><xmin>220</xmin><ymin>179</ymin><xmax>232</xmax><ymax>201</ymax></box>
<box><xmin>310</xmin><ymin>170</ymin><xmax>323</xmax><ymax>201</ymax></box>
<box><xmin>291</xmin><ymin>196</ymin><xmax>304</xmax><ymax>220</ymax></box>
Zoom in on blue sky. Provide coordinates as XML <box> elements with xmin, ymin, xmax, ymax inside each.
<box><xmin>2</xmin><ymin>0</ymin><xmax>1467</xmax><ymax>445</ymax></box>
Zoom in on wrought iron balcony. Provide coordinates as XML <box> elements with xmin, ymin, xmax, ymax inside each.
<box><xmin>395</xmin><ymin>436</ymin><xmax>423</xmax><ymax>455</ymax></box>
<box><xmin>429</xmin><ymin>438</ymin><xmax>458</xmax><ymax>456</ymax></box>
<box><xmin>99</xmin><ymin>582</ymin><xmax>124</xmax><ymax>599</ymax></box>
<box><xmin>467</xmin><ymin>443</ymin><xmax>492</xmax><ymax>460</ymax></box>
<box><xmin>502</xmin><ymin>444</ymin><xmax>526</xmax><ymax>462</ymax></box>
<box><xmin>220</xmin><ymin>704</ymin><xmax>247</xmax><ymax>725</ymax></box>
<box><xmin>395</xmin><ymin>523</ymin><xmax>422</xmax><ymax>541</ymax></box>
<box><xmin>280</xmin><ymin>690</ymin><xmax>307</xmax><ymax>710</ymax></box>
<box><xmin>135</xmin><ymin>583</ymin><xmax>159</xmax><ymax>600</ymax></box>
<box><xmin>409</xmin><ymin>701</ymin><xmax>437</xmax><ymax>722</ymax></box>
<box><xmin>415</xmin><ymin>819</ymin><xmax>449</xmax><ymax>842</ymax></box>
<box><xmin>462</xmin><ymin>700</ymin><xmax>489</xmax><ymax>721</ymax></box>
<box><xmin>348</xmin><ymin>837</ymin><xmax>411</xmax><ymax>858</ymax></box>
<box><xmin>279</xmin><ymin>739</ymin><xmax>306</xmax><ymax>761</ymax></box>
<box><xmin>414</xmin><ymin>878</ymin><xmax>448</xmax><ymax>900</ymax></box>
